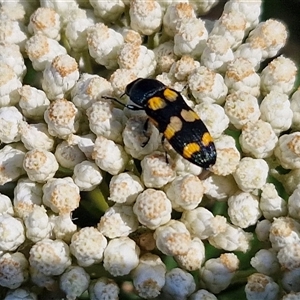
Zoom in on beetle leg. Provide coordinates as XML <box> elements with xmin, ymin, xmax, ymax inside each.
<box><xmin>141</xmin><ymin>118</ymin><xmax>151</xmax><ymax>147</ymax></box>
<box><xmin>161</xmin><ymin>135</ymin><xmax>169</xmax><ymax>164</ymax></box>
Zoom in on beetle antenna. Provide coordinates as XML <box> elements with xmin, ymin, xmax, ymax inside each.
<box><xmin>102</xmin><ymin>96</ymin><xmax>144</xmax><ymax>111</ymax></box>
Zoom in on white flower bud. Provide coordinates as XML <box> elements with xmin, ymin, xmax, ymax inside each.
<box><xmin>89</xmin><ymin>278</ymin><xmax>120</xmax><ymax>300</ymax></box>
<box><xmin>70</xmin><ymin>227</ymin><xmax>107</xmax><ymax>267</ymax></box>
<box><xmin>0</xmin><ymin>17</ymin><xmax>27</xmax><ymax>50</ymax></box>
<box><xmin>260</xmin><ymin>56</ymin><xmax>297</xmax><ymax>96</ymax></box>
<box><xmin>233</xmin><ymin>157</ymin><xmax>268</xmax><ymax>192</ymax></box>
<box><xmin>255</xmin><ymin>219</ymin><xmax>272</xmax><ymax>242</ymax></box>
<box><xmin>0</xmin><ymin>106</ymin><xmax>23</xmax><ymax>143</ymax></box>
<box><xmin>65</xmin><ymin>8</ymin><xmax>96</xmax><ymax>52</ymax></box>
<box><xmin>225</xmin><ymin>57</ymin><xmax>261</xmax><ymax>97</ymax></box>
<box><xmin>59</xmin><ymin>266</ymin><xmax>90</xmax><ymax>300</ymax></box>
<box><xmin>29</xmin><ymin>266</ymin><xmax>56</xmax><ymax>290</ymax></box>
<box><xmin>55</xmin><ymin>140</ymin><xmax>85</xmax><ymax>169</ymax></box>
<box><xmin>18</xmin><ymin>85</ymin><xmax>50</xmax><ymax>120</ymax></box>
<box><xmin>23</xmin><ymin>149</ymin><xmax>59</xmax><ymax>183</ymax></box>
<box><xmin>13</xmin><ymin>178</ymin><xmax>43</xmax><ymax>219</ymax></box>
<box><xmin>181</xmin><ymin>207</ymin><xmax>227</xmax><ymax>240</ymax></box>
<box><xmin>170</xmin><ymin>55</ymin><xmax>200</xmax><ymax>81</ymax></box>
<box><xmin>29</xmin><ymin>239</ymin><xmax>71</xmax><ymax>276</ymax></box>
<box><xmin>118</xmin><ymin>43</ymin><xmax>157</xmax><ymax>78</ymax></box>
<box><xmin>130</xmin><ymin>0</ymin><xmax>162</xmax><ymax>35</ymax></box>
<box><xmin>71</xmin><ymin>73</ymin><xmax>113</xmax><ymax>111</ymax></box>
<box><xmin>90</xmin><ymin>0</ymin><xmax>124</xmax><ymax>21</ymax></box>
<box><xmin>153</xmin><ymin>41</ymin><xmax>177</xmax><ymax>73</ymax></box>
<box><xmin>42</xmin><ymin>54</ymin><xmax>79</xmax><ymax>100</ymax></box>
<box><xmin>103</xmin><ymin>237</ymin><xmax>140</xmax><ymax>276</ymax></box>
<box><xmin>288</xmin><ymin>186</ymin><xmax>300</xmax><ymax>222</ymax></box>
<box><xmin>210</xmin><ymin>10</ymin><xmax>246</xmax><ymax>49</ymax></box>
<box><xmin>0</xmin><ymin>214</ymin><xmax>25</xmax><ymax>252</ymax></box>
<box><xmin>174</xmin><ymin>18</ymin><xmax>208</xmax><ymax>57</ymax></box>
<box><xmin>260</xmin><ymin>183</ymin><xmax>287</xmax><ymax>220</ymax></box>
<box><xmin>0</xmin><ymin>43</ymin><xmax>26</xmax><ymax>80</ymax></box>
<box><xmin>0</xmin><ymin>144</ymin><xmax>25</xmax><ymax>186</ymax></box>
<box><xmin>132</xmin><ymin>253</ymin><xmax>166</xmax><ymax>299</ymax></box>
<box><xmin>25</xmin><ymin>34</ymin><xmax>67</xmax><ymax>71</ymax></box>
<box><xmin>44</xmin><ymin>98</ymin><xmax>80</xmax><ymax>139</ymax></box>
<box><xmin>28</xmin><ymin>7</ymin><xmax>61</xmax><ymax>40</ymax></box>
<box><xmin>133</xmin><ymin>189</ymin><xmax>172</xmax><ymax>230</ymax></box>
<box><xmin>224</xmin><ymin>91</ymin><xmax>260</xmax><ymax>130</ymax></box>
<box><xmin>24</xmin><ymin>205</ymin><xmax>51</xmax><ymax>242</ymax></box>
<box><xmin>269</xmin><ymin>217</ymin><xmax>300</xmax><ymax>251</ymax></box>
<box><xmin>274</xmin><ymin>133</ymin><xmax>300</xmax><ymax>169</ymax></box>
<box><xmin>98</xmin><ymin>204</ymin><xmax>139</xmax><ymax>238</ymax></box>
<box><xmin>208</xmin><ymin>223</ymin><xmax>253</xmax><ymax>252</ymax></box>
<box><xmin>141</xmin><ymin>151</ymin><xmax>176</xmax><ymax>188</ymax></box>
<box><xmin>190</xmin><ymin>289</ymin><xmax>218</xmax><ymax>300</ymax></box>
<box><xmin>282</xmin><ymin>292</ymin><xmax>300</xmax><ymax>300</ymax></box>
<box><xmin>92</xmin><ymin>135</ymin><xmax>129</xmax><ymax>175</ymax></box>
<box><xmin>245</xmin><ymin>273</ymin><xmax>279</xmax><ymax>300</ymax></box>
<box><xmin>154</xmin><ymin>220</ymin><xmax>191</xmax><ymax>256</ymax></box>
<box><xmin>250</xmin><ymin>249</ymin><xmax>280</xmax><ymax>275</ymax></box>
<box><xmin>67</xmin><ymin>133</ymin><xmax>96</xmax><ymax>159</ymax></box>
<box><xmin>109</xmin><ymin>68</ymin><xmax>138</xmax><ymax>97</ymax></box>
<box><xmin>87</xmin><ymin>23</ymin><xmax>124</xmax><ymax>69</ymax></box>
<box><xmin>234</xmin><ymin>42</ymin><xmax>263</xmax><ymax>70</ymax></box>
<box><xmin>173</xmin><ymin>153</ymin><xmax>202</xmax><ymax>176</ymax></box>
<box><xmin>73</xmin><ymin>161</ymin><xmax>103</xmax><ymax>192</ymax></box>
<box><xmin>4</xmin><ymin>288</ymin><xmax>37</xmax><ymax>300</ymax></box>
<box><xmin>200</xmin><ymin>253</ymin><xmax>239</xmax><ymax>294</ymax></box>
<box><xmin>188</xmin><ymin>66</ymin><xmax>228</xmax><ymax>105</ymax></box>
<box><xmin>162</xmin><ymin>268</ymin><xmax>196</xmax><ymax>300</ymax></box>
<box><xmin>247</xmin><ymin>19</ymin><xmax>287</xmax><ymax>59</ymax></box>
<box><xmin>0</xmin><ymin>193</ymin><xmax>14</xmax><ymax>216</ymax></box>
<box><xmin>175</xmin><ymin>237</ymin><xmax>205</xmax><ymax>271</ymax></box>
<box><xmin>223</xmin><ymin>0</ymin><xmax>261</xmax><ymax>32</ymax></box>
<box><xmin>0</xmin><ymin>252</ymin><xmax>28</xmax><ymax>289</ymax></box>
<box><xmin>260</xmin><ymin>91</ymin><xmax>293</xmax><ymax>134</ymax></box>
<box><xmin>163</xmin><ymin>3</ymin><xmax>196</xmax><ymax>37</ymax></box>
<box><xmin>281</xmin><ymin>268</ymin><xmax>300</xmax><ymax>293</ymax></box>
<box><xmin>109</xmin><ymin>172</ymin><xmax>144</xmax><ymax>205</ymax></box>
<box><xmin>239</xmin><ymin>120</ymin><xmax>278</xmax><ymax>158</ymax></box>
<box><xmin>19</xmin><ymin>122</ymin><xmax>55</xmax><ymax>151</ymax></box>
<box><xmin>38</xmin><ymin>0</ymin><xmax>79</xmax><ymax>18</ymax></box>
<box><xmin>165</xmin><ymin>174</ymin><xmax>204</xmax><ymax>212</ymax></box>
<box><xmin>210</xmin><ymin>135</ymin><xmax>240</xmax><ymax>176</ymax></box>
<box><xmin>291</xmin><ymin>87</ymin><xmax>300</xmax><ymax>130</ymax></box>
<box><xmin>203</xmin><ymin>174</ymin><xmax>238</xmax><ymax>201</ymax></box>
<box><xmin>42</xmin><ymin>177</ymin><xmax>80</xmax><ymax>214</ymax></box>
<box><xmin>201</xmin><ymin>35</ymin><xmax>234</xmax><ymax>72</ymax></box>
<box><xmin>228</xmin><ymin>191</ymin><xmax>261</xmax><ymax>228</ymax></box>
<box><xmin>87</xmin><ymin>100</ymin><xmax>125</xmax><ymax>143</ymax></box>
<box><xmin>51</xmin><ymin>213</ymin><xmax>77</xmax><ymax>243</ymax></box>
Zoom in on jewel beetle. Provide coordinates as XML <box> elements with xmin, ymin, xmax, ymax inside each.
<box><xmin>104</xmin><ymin>78</ymin><xmax>216</xmax><ymax>169</ymax></box>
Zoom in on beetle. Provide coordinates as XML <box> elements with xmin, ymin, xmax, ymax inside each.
<box><xmin>104</xmin><ymin>78</ymin><xmax>216</xmax><ymax>169</ymax></box>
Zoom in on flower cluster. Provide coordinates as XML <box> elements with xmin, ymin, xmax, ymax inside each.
<box><xmin>0</xmin><ymin>0</ymin><xmax>299</xmax><ymax>299</ymax></box>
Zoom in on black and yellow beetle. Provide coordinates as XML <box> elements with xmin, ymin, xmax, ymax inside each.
<box><xmin>104</xmin><ymin>78</ymin><xmax>216</xmax><ymax>169</ymax></box>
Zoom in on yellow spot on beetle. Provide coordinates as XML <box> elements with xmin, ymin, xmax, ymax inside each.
<box><xmin>202</xmin><ymin>132</ymin><xmax>213</xmax><ymax>146</ymax></box>
<box><xmin>148</xmin><ymin>97</ymin><xmax>166</xmax><ymax>110</ymax></box>
<box><xmin>183</xmin><ymin>142</ymin><xmax>201</xmax><ymax>159</ymax></box>
<box><xmin>163</xmin><ymin>88</ymin><xmax>178</xmax><ymax>102</ymax></box>
<box><xmin>164</xmin><ymin>116</ymin><xmax>183</xmax><ymax>140</ymax></box>
<box><xmin>181</xmin><ymin>109</ymin><xmax>200</xmax><ymax>122</ymax></box>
